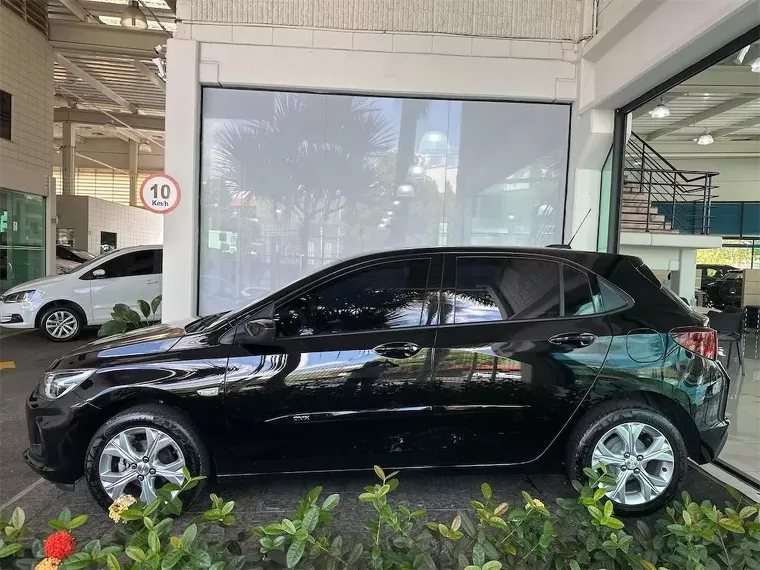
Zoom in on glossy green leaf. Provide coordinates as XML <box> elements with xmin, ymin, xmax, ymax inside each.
<box><xmin>151</xmin><ymin>295</ymin><xmax>163</xmax><ymax>314</ymax></box>
<box><xmin>322</xmin><ymin>494</ymin><xmax>340</xmax><ymax>511</ymax></box>
<box><xmin>302</xmin><ymin>506</ymin><xmax>319</xmax><ymax>533</ymax></box>
<box><xmin>181</xmin><ymin>523</ymin><xmax>198</xmax><ymax>548</ymax></box>
<box><xmin>481</xmin><ymin>483</ymin><xmax>492</xmax><ymax>500</ymax></box>
<box><xmin>106</xmin><ymin>553</ymin><xmax>121</xmax><ymax>570</ymax></box>
<box><xmin>137</xmin><ymin>300</ymin><xmax>151</xmax><ymax>318</ymax></box>
<box><xmin>161</xmin><ymin>548</ymin><xmax>185</xmax><ymax>570</ymax></box>
<box><xmin>473</xmin><ymin>543</ymin><xmax>485</xmax><ymax>567</ymax></box>
<box><xmin>286</xmin><ymin>540</ymin><xmax>306</xmax><ymax>569</ymax></box>
<box><xmin>373</xmin><ymin>465</ymin><xmax>386</xmax><ymax>480</ymax></box>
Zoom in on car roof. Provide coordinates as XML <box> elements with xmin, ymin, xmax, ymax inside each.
<box><xmin>332</xmin><ymin>245</ymin><xmax>633</xmax><ymax>265</ymax></box>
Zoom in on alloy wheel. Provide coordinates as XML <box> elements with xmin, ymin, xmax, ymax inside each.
<box><xmin>45</xmin><ymin>310</ymin><xmax>79</xmax><ymax>339</ymax></box>
<box><xmin>591</xmin><ymin>421</ymin><xmax>675</xmax><ymax>506</ymax></box>
<box><xmin>99</xmin><ymin>427</ymin><xmax>186</xmax><ymax>502</ymax></box>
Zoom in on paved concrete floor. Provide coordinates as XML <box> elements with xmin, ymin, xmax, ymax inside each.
<box><xmin>0</xmin><ymin>326</ymin><xmax>745</xmax><ymax>541</ymax></box>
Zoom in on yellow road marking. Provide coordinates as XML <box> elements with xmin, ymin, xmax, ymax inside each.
<box><xmin>0</xmin><ymin>329</ymin><xmax>32</xmax><ymax>339</ymax></box>
<box><xmin>0</xmin><ymin>361</ymin><xmax>16</xmax><ymax>370</ymax></box>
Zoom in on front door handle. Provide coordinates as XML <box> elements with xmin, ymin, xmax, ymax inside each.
<box><xmin>549</xmin><ymin>332</ymin><xmax>597</xmax><ymax>348</ymax></box>
<box><xmin>374</xmin><ymin>342</ymin><xmax>422</xmax><ymax>359</ymax></box>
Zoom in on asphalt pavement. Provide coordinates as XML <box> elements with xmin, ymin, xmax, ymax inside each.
<box><xmin>0</xmin><ymin>327</ymin><xmax>742</xmax><ymax>542</ymax></box>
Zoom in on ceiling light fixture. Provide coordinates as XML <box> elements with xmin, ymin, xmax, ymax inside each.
<box><xmin>650</xmin><ymin>99</ymin><xmax>670</xmax><ymax>119</ymax></box>
<box><xmin>138</xmin><ymin>141</ymin><xmax>151</xmax><ymax>153</ymax></box>
<box><xmin>697</xmin><ymin>132</ymin><xmax>714</xmax><ymax>146</ymax></box>
<box><xmin>120</xmin><ymin>0</ymin><xmax>148</xmax><ymax>29</ymax></box>
<box><xmin>751</xmin><ymin>57</ymin><xmax>760</xmax><ymax>73</ymax></box>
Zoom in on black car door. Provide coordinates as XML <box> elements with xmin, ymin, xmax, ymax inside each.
<box><xmin>430</xmin><ymin>253</ymin><xmax>614</xmax><ymax>466</ymax></box>
<box><xmin>223</xmin><ymin>253</ymin><xmax>441</xmax><ymax>474</ymax></box>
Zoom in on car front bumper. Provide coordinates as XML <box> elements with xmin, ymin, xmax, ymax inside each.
<box><xmin>24</xmin><ymin>387</ymin><xmax>98</xmax><ymax>485</ymax></box>
<box><xmin>0</xmin><ymin>300</ymin><xmax>38</xmax><ymax>328</ymax></box>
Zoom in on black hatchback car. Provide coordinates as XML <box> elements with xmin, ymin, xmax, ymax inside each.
<box><xmin>25</xmin><ymin>247</ymin><xmax>730</xmax><ymax>515</ymax></box>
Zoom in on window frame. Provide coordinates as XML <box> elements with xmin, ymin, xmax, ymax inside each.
<box><xmin>441</xmin><ymin>253</ymin><xmax>607</xmax><ymax>327</ymax></box>
<box><xmin>81</xmin><ymin>248</ymin><xmax>162</xmax><ymax>280</ymax></box>
<box><xmin>0</xmin><ymin>90</ymin><xmax>11</xmax><ymax>141</ymax></box>
<box><xmin>271</xmin><ymin>254</ymin><xmax>436</xmax><ymax>339</ymax></box>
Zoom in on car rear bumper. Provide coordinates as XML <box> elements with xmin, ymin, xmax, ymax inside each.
<box><xmin>697</xmin><ymin>421</ymin><xmax>730</xmax><ymax>464</ymax></box>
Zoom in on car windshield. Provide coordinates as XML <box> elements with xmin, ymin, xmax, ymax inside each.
<box><xmin>60</xmin><ymin>250</ymin><xmax>115</xmax><ymax>274</ymax></box>
<box><xmin>63</xmin><ymin>247</ymin><xmax>95</xmax><ymax>262</ymax></box>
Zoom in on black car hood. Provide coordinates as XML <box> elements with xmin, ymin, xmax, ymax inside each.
<box><xmin>51</xmin><ymin>318</ymin><xmax>202</xmax><ymax>371</ymax></box>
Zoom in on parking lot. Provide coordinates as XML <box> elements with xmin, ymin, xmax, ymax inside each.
<box><xmin>0</xmin><ymin>327</ymin><xmax>743</xmax><ymax>540</ymax></box>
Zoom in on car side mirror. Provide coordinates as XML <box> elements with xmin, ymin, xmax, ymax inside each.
<box><xmin>244</xmin><ymin>318</ymin><xmax>276</xmax><ymax>343</ymax></box>
<box><xmin>92</xmin><ymin>268</ymin><xmax>105</xmax><ymax>278</ymax></box>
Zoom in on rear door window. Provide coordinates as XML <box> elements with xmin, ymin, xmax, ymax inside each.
<box><xmin>452</xmin><ymin>257</ymin><xmax>561</xmax><ymax>323</ymax></box>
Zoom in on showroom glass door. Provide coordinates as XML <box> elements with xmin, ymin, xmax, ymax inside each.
<box><xmin>0</xmin><ymin>188</ymin><xmax>46</xmax><ymax>293</ymax></box>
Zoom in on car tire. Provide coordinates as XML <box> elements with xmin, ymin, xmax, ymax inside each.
<box><xmin>85</xmin><ymin>404</ymin><xmax>210</xmax><ymax>512</ymax></box>
<box><xmin>566</xmin><ymin>401</ymin><xmax>688</xmax><ymax>516</ymax></box>
<box><xmin>39</xmin><ymin>305</ymin><xmax>84</xmax><ymax>342</ymax></box>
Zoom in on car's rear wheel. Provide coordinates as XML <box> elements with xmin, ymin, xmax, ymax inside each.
<box><xmin>566</xmin><ymin>402</ymin><xmax>687</xmax><ymax>516</ymax></box>
<box><xmin>85</xmin><ymin>404</ymin><xmax>210</xmax><ymax>511</ymax></box>
<box><xmin>39</xmin><ymin>305</ymin><xmax>84</xmax><ymax>342</ymax></box>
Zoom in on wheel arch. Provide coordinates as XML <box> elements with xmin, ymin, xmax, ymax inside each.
<box><xmin>80</xmin><ymin>389</ymin><xmax>218</xmax><ymax>478</ymax></box>
<box><xmin>35</xmin><ymin>299</ymin><xmax>88</xmax><ymax>328</ymax></box>
<box><xmin>574</xmin><ymin>391</ymin><xmax>701</xmax><ymax>461</ymax></box>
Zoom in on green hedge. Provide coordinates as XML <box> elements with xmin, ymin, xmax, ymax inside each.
<box><xmin>1</xmin><ymin>465</ymin><xmax>759</xmax><ymax>570</ymax></box>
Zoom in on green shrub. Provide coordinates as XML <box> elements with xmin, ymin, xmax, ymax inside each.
<box><xmin>1</xmin><ymin>465</ymin><xmax>758</xmax><ymax>570</ymax></box>
<box><xmin>97</xmin><ymin>296</ymin><xmax>162</xmax><ymax>338</ymax></box>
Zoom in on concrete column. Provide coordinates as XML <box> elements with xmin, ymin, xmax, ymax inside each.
<box><xmin>672</xmin><ymin>249</ymin><xmax>697</xmax><ymax>304</ymax></box>
<box><xmin>61</xmin><ymin>121</ymin><xmax>76</xmax><ymax>196</ymax></box>
<box><xmin>163</xmin><ymin>38</ymin><xmax>200</xmax><ymax>321</ymax></box>
<box><xmin>129</xmin><ymin>140</ymin><xmax>139</xmax><ymax>207</ymax></box>
<box><xmin>564</xmin><ymin>108</ymin><xmax>614</xmax><ymax>251</ymax></box>
<box><xmin>45</xmin><ymin>175</ymin><xmax>57</xmax><ymax>276</ymax></box>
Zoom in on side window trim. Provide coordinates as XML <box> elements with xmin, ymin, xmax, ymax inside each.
<box><xmin>272</xmin><ymin>255</ymin><xmax>436</xmax><ymax>338</ymax></box>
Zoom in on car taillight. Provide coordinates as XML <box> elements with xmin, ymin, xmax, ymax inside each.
<box><xmin>670</xmin><ymin>327</ymin><xmax>718</xmax><ymax>360</ymax></box>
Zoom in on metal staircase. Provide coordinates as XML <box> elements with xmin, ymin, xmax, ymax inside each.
<box><xmin>623</xmin><ymin>133</ymin><xmax>719</xmax><ymax>234</ymax></box>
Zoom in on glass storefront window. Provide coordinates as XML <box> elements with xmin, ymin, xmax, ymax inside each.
<box><xmin>199</xmin><ymin>89</ymin><xmax>571</xmax><ymax>315</ymax></box>
<box><xmin>597</xmin><ymin>148</ymin><xmax>612</xmax><ymax>252</ymax></box>
<box><xmin>0</xmin><ymin>188</ymin><xmax>46</xmax><ymax>292</ymax></box>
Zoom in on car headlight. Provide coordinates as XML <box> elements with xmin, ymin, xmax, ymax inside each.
<box><xmin>40</xmin><ymin>369</ymin><xmax>95</xmax><ymax>399</ymax></box>
<box><xmin>2</xmin><ymin>290</ymin><xmax>36</xmax><ymax>303</ymax></box>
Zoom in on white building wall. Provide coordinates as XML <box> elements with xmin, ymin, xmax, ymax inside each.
<box><xmin>163</xmin><ymin>7</ymin><xmax>580</xmax><ymax>320</ymax></box>
<box><xmin>0</xmin><ymin>6</ymin><xmax>56</xmax><ymax>273</ymax></box>
<box><xmin>84</xmin><ymin>197</ymin><xmax>164</xmax><ymax>255</ymax></box>
<box><xmin>662</xmin><ymin>157</ymin><xmax>760</xmax><ymax>203</ymax></box>
<box><xmin>57</xmin><ymin>196</ymin><xmax>163</xmax><ymax>255</ymax></box>
<box><xmin>182</xmin><ymin>0</ymin><xmax>582</xmax><ymax>40</ymax></box>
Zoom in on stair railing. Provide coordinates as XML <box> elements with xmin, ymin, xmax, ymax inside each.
<box><xmin>625</xmin><ymin>132</ymin><xmax>719</xmax><ymax>234</ymax></box>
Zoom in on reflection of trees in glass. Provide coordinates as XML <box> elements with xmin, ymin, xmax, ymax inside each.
<box><xmin>214</xmin><ymin>94</ymin><xmax>396</xmax><ymax>274</ymax></box>
<box><xmin>277</xmin><ymin>287</ymin><xmax>427</xmax><ymax>336</ymax></box>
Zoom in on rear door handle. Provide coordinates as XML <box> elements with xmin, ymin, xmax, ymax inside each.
<box><xmin>549</xmin><ymin>332</ymin><xmax>597</xmax><ymax>348</ymax></box>
<box><xmin>146</xmin><ymin>279</ymin><xmax>159</xmax><ymax>285</ymax></box>
<box><xmin>374</xmin><ymin>342</ymin><xmax>422</xmax><ymax>359</ymax></box>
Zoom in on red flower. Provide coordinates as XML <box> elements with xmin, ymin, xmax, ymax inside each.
<box><xmin>44</xmin><ymin>531</ymin><xmax>76</xmax><ymax>560</ymax></box>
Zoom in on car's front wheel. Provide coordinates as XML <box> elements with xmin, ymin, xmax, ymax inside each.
<box><xmin>85</xmin><ymin>404</ymin><xmax>210</xmax><ymax>511</ymax></box>
<box><xmin>566</xmin><ymin>402</ymin><xmax>687</xmax><ymax>516</ymax></box>
<box><xmin>39</xmin><ymin>305</ymin><xmax>84</xmax><ymax>342</ymax></box>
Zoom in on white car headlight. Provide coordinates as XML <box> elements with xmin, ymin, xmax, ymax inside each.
<box><xmin>2</xmin><ymin>290</ymin><xmax>36</xmax><ymax>303</ymax></box>
<box><xmin>41</xmin><ymin>369</ymin><xmax>96</xmax><ymax>399</ymax></box>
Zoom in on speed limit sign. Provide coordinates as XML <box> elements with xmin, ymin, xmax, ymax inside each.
<box><xmin>140</xmin><ymin>173</ymin><xmax>181</xmax><ymax>214</ymax></box>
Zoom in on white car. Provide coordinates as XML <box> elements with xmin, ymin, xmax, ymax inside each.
<box><xmin>0</xmin><ymin>245</ymin><xmax>162</xmax><ymax>342</ymax></box>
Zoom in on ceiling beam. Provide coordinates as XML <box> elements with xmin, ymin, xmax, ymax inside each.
<box><xmin>58</xmin><ymin>0</ymin><xmax>99</xmax><ymax>23</ymax></box>
<box><xmin>54</xmin><ymin>53</ymin><xmax>139</xmax><ymax>114</ymax></box>
<box><xmin>54</xmin><ymin>109</ymin><xmax>164</xmax><ymax>131</ymax></box>
<box><xmin>646</xmin><ymin>96</ymin><xmax>758</xmax><ymax>140</ymax></box>
<box><xmin>76</xmin><ymin>1</ymin><xmax>175</xmax><ymax>20</ymax></box>
<box><xmin>713</xmin><ymin>117</ymin><xmax>760</xmax><ymax>139</ymax></box>
<box><xmin>49</xmin><ymin>21</ymin><xmax>168</xmax><ymax>59</ymax></box>
<box><xmin>133</xmin><ymin>60</ymin><xmax>166</xmax><ymax>93</ymax></box>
